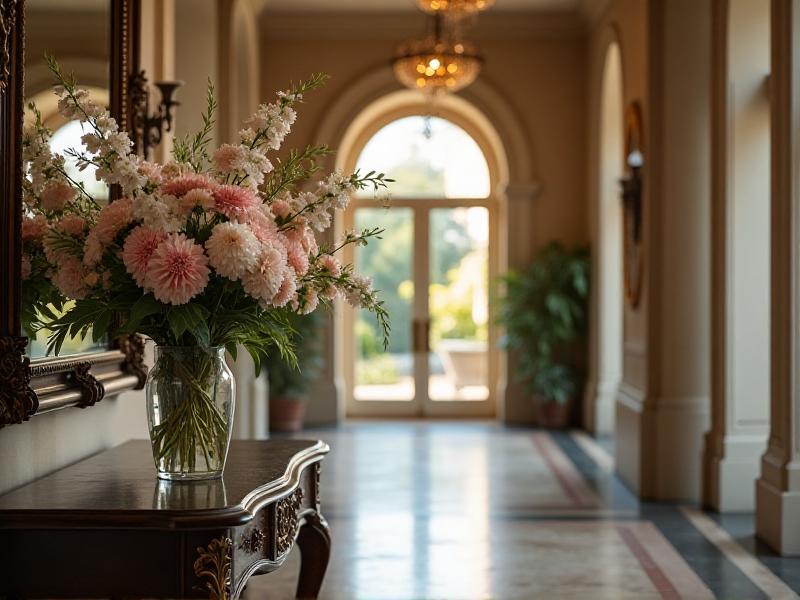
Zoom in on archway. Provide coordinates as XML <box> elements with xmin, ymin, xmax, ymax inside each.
<box><xmin>587</xmin><ymin>40</ymin><xmax>624</xmax><ymax>434</ymax></box>
<box><xmin>309</xmin><ymin>75</ymin><xmax>536</xmax><ymax>423</ymax></box>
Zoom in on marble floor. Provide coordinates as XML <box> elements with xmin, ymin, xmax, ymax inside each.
<box><xmin>245</xmin><ymin>422</ymin><xmax>800</xmax><ymax>600</ymax></box>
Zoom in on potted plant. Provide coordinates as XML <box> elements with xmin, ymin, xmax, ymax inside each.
<box><xmin>496</xmin><ymin>242</ymin><xmax>590</xmax><ymax>428</ymax></box>
<box><xmin>262</xmin><ymin>310</ymin><xmax>325</xmax><ymax>432</ymax></box>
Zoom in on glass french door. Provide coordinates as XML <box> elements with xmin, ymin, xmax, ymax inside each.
<box><xmin>345</xmin><ymin>199</ymin><xmax>495</xmax><ymax>418</ymax></box>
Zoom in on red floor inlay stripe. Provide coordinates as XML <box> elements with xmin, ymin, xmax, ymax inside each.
<box><xmin>616</xmin><ymin>525</ymin><xmax>681</xmax><ymax>600</ymax></box>
<box><xmin>531</xmin><ymin>432</ymin><xmax>591</xmax><ymax>506</ymax></box>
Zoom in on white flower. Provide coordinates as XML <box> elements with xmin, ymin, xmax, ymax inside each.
<box><xmin>241</xmin><ymin>243</ymin><xmax>288</xmax><ymax>307</ymax></box>
<box><xmin>205</xmin><ymin>222</ymin><xmax>261</xmax><ymax>280</ymax></box>
<box><xmin>133</xmin><ymin>194</ymin><xmax>181</xmax><ymax>232</ymax></box>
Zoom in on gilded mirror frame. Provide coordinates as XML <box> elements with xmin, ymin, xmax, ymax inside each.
<box><xmin>0</xmin><ymin>0</ymin><xmax>146</xmax><ymax>428</ymax></box>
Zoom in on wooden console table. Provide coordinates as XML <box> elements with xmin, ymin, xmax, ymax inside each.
<box><xmin>0</xmin><ymin>439</ymin><xmax>330</xmax><ymax>599</ymax></box>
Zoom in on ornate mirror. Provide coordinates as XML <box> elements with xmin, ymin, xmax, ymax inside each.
<box><xmin>621</xmin><ymin>100</ymin><xmax>644</xmax><ymax>308</ymax></box>
<box><xmin>0</xmin><ymin>0</ymin><xmax>144</xmax><ymax>427</ymax></box>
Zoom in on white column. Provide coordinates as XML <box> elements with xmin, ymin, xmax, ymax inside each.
<box><xmin>703</xmin><ymin>0</ymin><xmax>771</xmax><ymax>513</ymax></box>
<box><xmin>755</xmin><ymin>0</ymin><xmax>800</xmax><ymax>555</ymax></box>
<box><xmin>616</xmin><ymin>0</ymin><xmax>712</xmax><ymax>500</ymax></box>
<box><xmin>230</xmin><ymin>351</ymin><xmax>269</xmax><ymax>440</ymax></box>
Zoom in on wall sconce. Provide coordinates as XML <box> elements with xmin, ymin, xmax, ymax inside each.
<box><xmin>129</xmin><ymin>71</ymin><xmax>183</xmax><ymax>159</ymax></box>
<box><xmin>620</xmin><ymin>101</ymin><xmax>644</xmax><ymax>308</ymax></box>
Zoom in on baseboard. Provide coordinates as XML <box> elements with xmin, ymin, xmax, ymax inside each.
<box><xmin>756</xmin><ymin>477</ymin><xmax>800</xmax><ymax>555</ymax></box>
<box><xmin>703</xmin><ymin>432</ymin><xmax>767</xmax><ymax>512</ymax></box>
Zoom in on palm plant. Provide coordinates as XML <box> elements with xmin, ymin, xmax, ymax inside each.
<box><xmin>496</xmin><ymin>242</ymin><xmax>590</xmax><ymax>406</ymax></box>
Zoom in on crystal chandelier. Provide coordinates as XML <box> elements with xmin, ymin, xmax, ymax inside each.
<box><xmin>393</xmin><ymin>15</ymin><xmax>483</xmax><ymax>94</ymax></box>
<box><xmin>416</xmin><ymin>0</ymin><xmax>496</xmax><ymax>15</ymax></box>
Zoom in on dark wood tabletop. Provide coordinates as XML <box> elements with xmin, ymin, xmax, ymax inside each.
<box><xmin>0</xmin><ymin>439</ymin><xmax>331</xmax><ymax>599</ymax></box>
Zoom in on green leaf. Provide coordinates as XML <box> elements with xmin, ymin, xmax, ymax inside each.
<box><xmin>128</xmin><ymin>293</ymin><xmax>164</xmax><ymax>330</ymax></box>
<box><xmin>167</xmin><ymin>303</ymin><xmax>211</xmax><ymax>344</ymax></box>
<box><xmin>92</xmin><ymin>310</ymin><xmax>112</xmax><ymax>343</ymax></box>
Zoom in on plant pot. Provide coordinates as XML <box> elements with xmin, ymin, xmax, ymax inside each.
<box><xmin>145</xmin><ymin>346</ymin><xmax>235</xmax><ymax>480</ymax></box>
<box><xmin>269</xmin><ymin>396</ymin><xmax>307</xmax><ymax>433</ymax></box>
<box><xmin>535</xmin><ymin>397</ymin><xmax>572</xmax><ymax>429</ymax></box>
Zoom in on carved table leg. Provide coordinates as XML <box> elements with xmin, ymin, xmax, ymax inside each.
<box><xmin>295</xmin><ymin>512</ymin><xmax>331</xmax><ymax>600</ymax></box>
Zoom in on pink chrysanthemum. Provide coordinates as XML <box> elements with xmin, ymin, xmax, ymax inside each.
<box><xmin>179</xmin><ymin>188</ymin><xmax>215</xmax><ymax>215</ymax></box>
<box><xmin>319</xmin><ymin>254</ymin><xmax>341</xmax><ymax>276</ymax></box>
<box><xmin>321</xmin><ymin>284</ymin><xmax>340</xmax><ymax>301</ymax></box>
<box><xmin>244</xmin><ymin>207</ymin><xmax>279</xmax><ymax>245</ymax></box>
<box><xmin>160</xmin><ymin>174</ymin><xmax>215</xmax><ymax>198</ymax></box>
<box><xmin>52</xmin><ymin>256</ymin><xmax>88</xmax><ymax>300</ymax></box>
<box><xmin>241</xmin><ymin>243</ymin><xmax>287</xmax><ymax>306</ymax></box>
<box><xmin>270</xmin><ymin>199</ymin><xmax>292</xmax><ymax>219</ymax></box>
<box><xmin>57</xmin><ymin>214</ymin><xmax>86</xmax><ymax>236</ymax></box>
<box><xmin>205</xmin><ymin>221</ymin><xmax>260</xmax><ymax>280</ymax></box>
<box><xmin>271</xmin><ymin>270</ymin><xmax>297</xmax><ymax>308</ymax></box>
<box><xmin>145</xmin><ymin>234</ymin><xmax>210</xmax><ymax>305</ymax></box>
<box><xmin>123</xmin><ymin>226</ymin><xmax>168</xmax><ymax>287</ymax></box>
<box><xmin>95</xmin><ymin>198</ymin><xmax>134</xmax><ymax>244</ymax></box>
<box><xmin>213</xmin><ymin>144</ymin><xmax>245</xmax><ymax>173</ymax></box>
<box><xmin>40</xmin><ymin>180</ymin><xmax>77</xmax><ymax>212</ymax></box>
<box><xmin>21</xmin><ymin>215</ymin><xmax>48</xmax><ymax>242</ymax></box>
<box><xmin>284</xmin><ymin>236</ymin><xmax>310</xmax><ymax>277</ymax></box>
<box><xmin>213</xmin><ymin>184</ymin><xmax>260</xmax><ymax>221</ymax></box>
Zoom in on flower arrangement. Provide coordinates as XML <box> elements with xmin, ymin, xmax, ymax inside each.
<box><xmin>21</xmin><ymin>57</ymin><xmax>390</xmax><ymax>478</ymax></box>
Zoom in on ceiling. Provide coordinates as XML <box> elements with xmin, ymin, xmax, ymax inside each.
<box><xmin>264</xmin><ymin>0</ymin><xmax>583</xmax><ymax>13</ymax></box>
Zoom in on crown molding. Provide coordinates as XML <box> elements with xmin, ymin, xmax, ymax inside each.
<box><xmin>260</xmin><ymin>11</ymin><xmax>588</xmax><ymax>41</ymax></box>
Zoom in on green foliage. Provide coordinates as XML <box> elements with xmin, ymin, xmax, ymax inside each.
<box><xmin>496</xmin><ymin>242</ymin><xmax>590</xmax><ymax>405</ymax></box>
<box><xmin>260</xmin><ymin>310</ymin><xmax>324</xmax><ymax>399</ymax></box>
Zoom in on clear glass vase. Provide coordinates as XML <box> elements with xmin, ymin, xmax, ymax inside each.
<box><xmin>146</xmin><ymin>346</ymin><xmax>235</xmax><ymax>480</ymax></box>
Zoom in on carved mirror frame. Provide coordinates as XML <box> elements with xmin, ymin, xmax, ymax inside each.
<box><xmin>0</xmin><ymin>0</ymin><xmax>146</xmax><ymax>428</ymax></box>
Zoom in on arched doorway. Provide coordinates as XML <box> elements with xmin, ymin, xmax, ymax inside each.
<box><xmin>339</xmin><ymin>104</ymin><xmax>503</xmax><ymax>418</ymax></box>
<box><xmin>588</xmin><ymin>40</ymin><xmax>624</xmax><ymax>434</ymax></box>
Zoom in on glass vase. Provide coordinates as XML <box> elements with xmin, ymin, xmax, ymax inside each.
<box><xmin>146</xmin><ymin>346</ymin><xmax>235</xmax><ymax>480</ymax></box>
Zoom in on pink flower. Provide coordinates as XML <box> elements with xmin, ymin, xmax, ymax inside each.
<box><xmin>40</xmin><ymin>180</ymin><xmax>76</xmax><ymax>212</ymax></box>
<box><xmin>138</xmin><ymin>160</ymin><xmax>163</xmax><ymax>184</ymax></box>
<box><xmin>145</xmin><ymin>234</ymin><xmax>210</xmax><ymax>305</ymax></box>
<box><xmin>57</xmin><ymin>214</ymin><xmax>86</xmax><ymax>236</ymax></box>
<box><xmin>244</xmin><ymin>207</ymin><xmax>279</xmax><ymax>244</ymax></box>
<box><xmin>83</xmin><ymin>230</ymin><xmax>104</xmax><ymax>266</ymax></box>
<box><xmin>83</xmin><ymin>271</ymin><xmax>100</xmax><ymax>288</ymax></box>
<box><xmin>297</xmin><ymin>288</ymin><xmax>319</xmax><ymax>315</ymax></box>
<box><xmin>241</xmin><ymin>243</ymin><xmax>287</xmax><ymax>306</ymax></box>
<box><xmin>179</xmin><ymin>188</ymin><xmax>215</xmax><ymax>215</ymax></box>
<box><xmin>284</xmin><ymin>236</ymin><xmax>309</xmax><ymax>276</ymax></box>
<box><xmin>319</xmin><ymin>254</ymin><xmax>341</xmax><ymax>276</ymax></box>
<box><xmin>271</xmin><ymin>270</ymin><xmax>297</xmax><ymax>308</ymax></box>
<box><xmin>52</xmin><ymin>257</ymin><xmax>88</xmax><ymax>299</ymax></box>
<box><xmin>302</xmin><ymin>229</ymin><xmax>319</xmax><ymax>254</ymax></box>
<box><xmin>21</xmin><ymin>254</ymin><xmax>32</xmax><ymax>280</ymax></box>
<box><xmin>21</xmin><ymin>215</ymin><xmax>48</xmax><ymax>242</ymax></box>
<box><xmin>161</xmin><ymin>174</ymin><xmax>215</xmax><ymax>198</ymax></box>
<box><xmin>213</xmin><ymin>144</ymin><xmax>244</xmax><ymax>173</ymax></box>
<box><xmin>95</xmin><ymin>198</ymin><xmax>134</xmax><ymax>244</ymax></box>
<box><xmin>270</xmin><ymin>199</ymin><xmax>292</xmax><ymax>219</ymax></box>
<box><xmin>321</xmin><ymin>284</ymin><xmax>340</xmax><ymax>301</ymax></box>
<box><xmin>213</xmin><ymin>185</ymin><xmax>260</xmax><ymax>221</ymax></box>
<box><xmin>122</xmin><ymin>226</ymin><xmax>168</xmax><ymax>287</ymax></box>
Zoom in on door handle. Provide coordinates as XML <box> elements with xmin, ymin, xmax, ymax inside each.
<box><xmin>412</xmin><ymin>319</ymin><xmax>431</xmax><ymax>353</ymax></box>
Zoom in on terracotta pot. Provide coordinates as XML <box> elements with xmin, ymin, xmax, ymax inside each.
<box><xmin>535</xmin><ymin>397</ymin><xmax>572</xmax><ymax>429</ymax></box>
<box><xmin>269</xmin><ymin>396</ymin><xmax>307</xmax><ymax>433</ymax></box>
